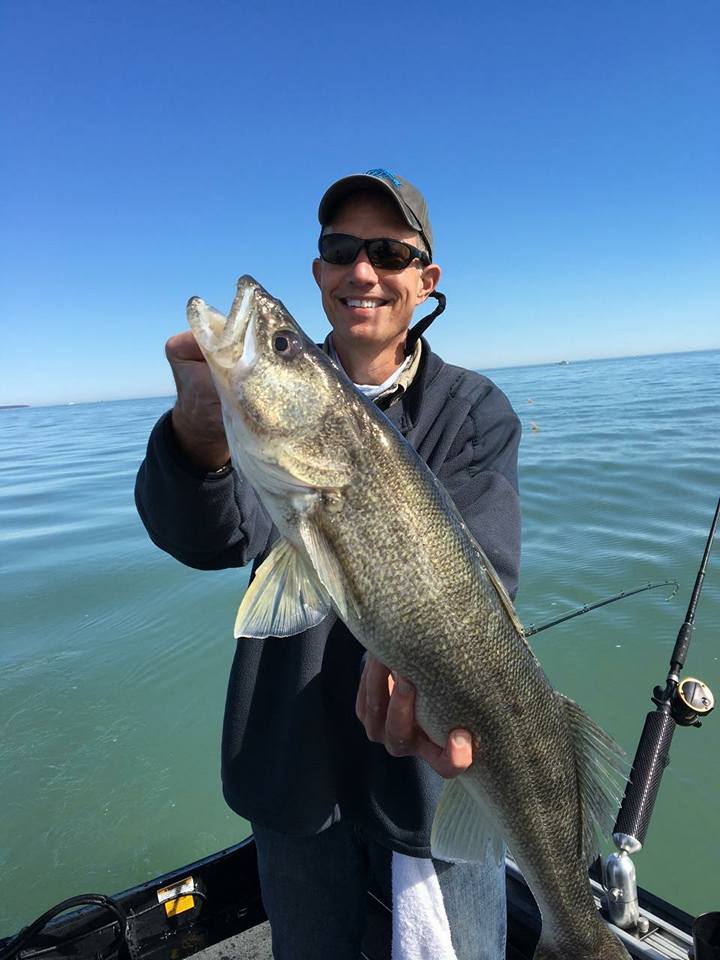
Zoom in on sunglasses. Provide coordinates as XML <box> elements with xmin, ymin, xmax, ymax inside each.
<box><xmin>318</xmin><ymin>233</ymin><xmax>430</xmax><ymax>270</ymax></box>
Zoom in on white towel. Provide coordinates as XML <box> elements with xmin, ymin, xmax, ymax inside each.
<box><xmin>391</xmin><ymin>852</ymin><xmax>459</xmax><ymax>960</ymax></box>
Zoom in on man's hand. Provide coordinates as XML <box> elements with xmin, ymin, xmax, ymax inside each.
<box><xmin>166</xmin><ymin>332</ymin><xmax>231</xmax><ymax>470</ymax></box>
<box><xmin>355</xmin><ymin>654</ymin><xmax>473</xmax><ymax>779</ymax></box>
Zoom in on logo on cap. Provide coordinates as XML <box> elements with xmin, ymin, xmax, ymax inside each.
<box><xmin>365</xmin><ymin>168</ymin><xmax>402</xmax><ymax>188</ymax></box>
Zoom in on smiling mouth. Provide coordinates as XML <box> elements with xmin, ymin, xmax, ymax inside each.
<box><xmin>341</xmin><ymin>298</ymin><xmax>388</xmax><ymax>309</ymax></box>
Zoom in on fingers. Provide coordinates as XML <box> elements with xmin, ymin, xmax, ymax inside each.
<box><xmin>446</xmin><ymin>729</ymin><xmax>474</xmax><ymax>772</ymax></box>
<box><xmin>356</xmin><ymin>655</ymin><xmax>392</xmax><ymax>743</ymax></box>
<box><xmin>356</xmin><ymin>659</ymin><xmax>474</xmax><ymax>778</ymax></box>
<box><xmin>165</xmin><ymin>330</ymin><xmax>229</xmax><ymax>470</ymax></box>
<box><xmin>166</xmin><ymin>331</ymin><xmax>205</xmax><ymax>363</ymax></box>
<box><xmin>356</xmin><ymin>661</ymin><xmax>417</xmax><ymax>756</ymax></box>
<box><xmin>415</xmin><ymin>728</ymin><xmax>474</xmax><ymax>779</ymax></box>
<box><xmin>384</xmin><ymin>675</ymin><xmax>418</xmax><ymax>757</ymax></box>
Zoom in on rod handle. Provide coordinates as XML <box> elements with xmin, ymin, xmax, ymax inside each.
<box><xmin>670</xmin><ymin>622</ymin><xmax>694</xmax><ymax>674</ymax></box>
<box><xmin>614</xmin><ymin>709</ymin><xmax>677</xmax><ymax>847</ymax></box>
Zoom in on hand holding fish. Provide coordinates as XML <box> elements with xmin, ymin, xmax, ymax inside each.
<box><xmin>166</xmin><ymin>331</ymin><xmax>231</xmax><ymax>470</ymax></box>
<box><xmin>356</xmin><ymin>654</ymin><xmax>473</xmax><ymax>779</ymax></box>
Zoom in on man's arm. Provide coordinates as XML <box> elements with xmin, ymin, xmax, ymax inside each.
<box><xmin>135</xmin><ymin>332</ymin><xmax>274</xmax><ymax>569</ymax></box>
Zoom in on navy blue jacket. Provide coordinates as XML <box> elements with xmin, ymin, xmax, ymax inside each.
<box><xmin>135</xmin><ymin>340</ymin><xmax>521</xmax><ymax>856</ymax></box>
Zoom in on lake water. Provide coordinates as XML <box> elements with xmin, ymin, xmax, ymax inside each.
<box><xmin>1</xmin><ymin>349</ymin><xmax>718</xmax><ymax>936</ymax></box>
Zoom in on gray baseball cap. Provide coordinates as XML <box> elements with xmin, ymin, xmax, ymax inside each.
<box><xmin>318</xmin><ymin>168</ymin><xmax>434</xmax><ymax>260</ymax></box>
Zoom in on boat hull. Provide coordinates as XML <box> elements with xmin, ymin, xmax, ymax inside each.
<box><xmin>0</xmin><ymin>839</ymin><xmax>694</xmax><ymax>960</ymax></box>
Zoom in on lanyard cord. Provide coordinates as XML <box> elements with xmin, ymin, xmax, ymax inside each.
<box><xmin>406</xmin><ymin>291</ymin><xmax>446</xmax><ymax>354</ymax></box>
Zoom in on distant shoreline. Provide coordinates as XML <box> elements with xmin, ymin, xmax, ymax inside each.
<box><xmin>0</xmin><ymin>404</ymin><xmax>30</xmax><ymax>410</ymax></box>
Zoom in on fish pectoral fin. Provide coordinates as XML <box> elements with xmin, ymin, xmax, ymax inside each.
<box><xmin>296</xmin><ymin>518</ymin><xmax>359</xmax><ymax>624</ymax></box>
<box><xmin>430</xmin><ymin>775</ymin><xmax>505</xmax><ymax>865</ymax></box>
<box><xmin>558</xmin><ymin>693</ymin><xmax>629</xmax><ymax>862</ymax></box>
<box><xmin>234</xmin><ymin>538</ymin><xmax>331</xmax><ymax>639</ymax></box>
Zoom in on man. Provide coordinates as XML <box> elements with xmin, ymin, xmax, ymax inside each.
<box><xmin>135</xmin><ymin>169</ymin><xmax>521</xmax><ymax>959</ymax></box>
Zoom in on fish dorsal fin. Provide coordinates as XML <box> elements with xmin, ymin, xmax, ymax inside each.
<box><xmin>430</xmin><ymin>774</ymin><xmax>505</xmax><ymax>865</ymax></box>
<box><xmin>296</xmin><ymin>517</ymin><xmax>360</xmax><ymax>624</ymax></box>
<box><xmin>558</xmin><ymin>693</ymin><xmax>628</xmax><ymax>862</ymax></box>
<box><xmin>467</xmin><ymin>533</ymin><xmax>525</xmax><ymax>638</ymax></box>
<box><xmin>234</xmin><ymin>537</ymin><xmax>331</xmax><ymax>639</ymax></box>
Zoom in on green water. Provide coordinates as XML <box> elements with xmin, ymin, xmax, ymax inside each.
<box><xmin>1</xmin><ymin>350</ymin><xmax>718</xmax><ymax>935</ymax></box>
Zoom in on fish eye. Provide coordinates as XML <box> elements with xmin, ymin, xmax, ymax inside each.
<box><xmin>273</xmin><ymin>330</ymin><xmax>302</xmax><ymax>358</ymax></box>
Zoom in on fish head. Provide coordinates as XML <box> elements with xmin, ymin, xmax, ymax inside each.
<box><xmin>186</xmin><ymin>275</ymin><xmax>358</xmax><ymax>498</ymax></box>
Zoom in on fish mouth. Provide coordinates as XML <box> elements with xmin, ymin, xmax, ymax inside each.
<box><xmin>186</xmin><ymin>275</ymin><xmax>260</xmax><ymax>372</ymax></box>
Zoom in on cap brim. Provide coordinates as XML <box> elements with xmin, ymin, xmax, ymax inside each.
<box><xmin>318</xmin><ymin>174</ymin><xmax>423</xmax><ymax>237</ymax></box>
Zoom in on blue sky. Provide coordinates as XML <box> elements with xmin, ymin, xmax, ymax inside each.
<box><xmin>1</xmin><ymin>0</ymin><xmax>718</xmax><ymax>406</ymax></box>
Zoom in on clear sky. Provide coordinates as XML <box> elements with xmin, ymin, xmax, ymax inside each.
<box><xmin>1</xmin><ymin>0</ymin><xmax>718</xmax><ymax>406</ymax></box>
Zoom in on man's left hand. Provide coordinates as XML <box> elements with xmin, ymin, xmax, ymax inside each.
<box><xmin>355</xmin><ymin>654</ymin><xmax>473</xmax><ymax>779</ymax></box>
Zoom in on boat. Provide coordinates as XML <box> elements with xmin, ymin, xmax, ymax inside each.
<box><xmin>0</xmin><ymin>835</ymin><xmax>709</xmax><ymax>960</ymax></box>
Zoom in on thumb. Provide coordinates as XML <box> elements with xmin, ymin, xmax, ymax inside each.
<box><xmin>166</xmin><ymin>331</ymin><xmax>205</xmax><ymax>364</ymax></box>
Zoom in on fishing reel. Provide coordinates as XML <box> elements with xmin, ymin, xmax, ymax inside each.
<box><xmin>652</xmin><ymin>677</ymin><xmax>715</xmax><ymax>727</ymax></box>
<box><xmin>672</xmin><ymin>676</ymin><xmax>714</xmax><ymax>726</ymax></box>
<box><xmin>604</xmin><ymin>497</ymin><xmax>719</xmax><ymax>937</ymax></box>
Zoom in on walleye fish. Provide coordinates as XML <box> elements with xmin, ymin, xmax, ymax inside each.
<box><xmin>187</xmin><ymin>276</ymin><xmax>630</xmax><ymax>960</ymax></box>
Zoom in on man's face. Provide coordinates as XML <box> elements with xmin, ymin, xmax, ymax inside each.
<box><xmin>311</xmin><ymin>193</ymin><xmax>440</xmax><ymax>356</ymax></box>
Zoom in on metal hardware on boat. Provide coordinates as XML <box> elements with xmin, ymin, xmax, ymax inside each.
<box><xmin>603</xmin><ymin>849</ymin><xmax>640</xmax><ymax>930</ymax></box>
<box><xmin>613</xmin><ymin>832</ymin><xmax>642</xmax><ymax>855</ymax></box>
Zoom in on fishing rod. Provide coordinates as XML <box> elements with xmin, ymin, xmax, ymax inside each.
<box><xmin>603</xmin><ymin>496</ymin><xmax>719</xmax><ymax>935</ymax></box>
<box><xmin>524</xmin><ymin>580</ymin><xmax>678</xmax><ymax>638</ymax></box>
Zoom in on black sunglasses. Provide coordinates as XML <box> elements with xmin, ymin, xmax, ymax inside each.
<box><xmin>318</xmin><ymin>233</ymin><xmax>430</xmax><ymax>270</ymax></box>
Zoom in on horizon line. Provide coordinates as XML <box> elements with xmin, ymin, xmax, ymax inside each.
<box><xmin>4</xmin><ymin>345</ymin><xmax>718</xmax><ymax>410</ymax></box>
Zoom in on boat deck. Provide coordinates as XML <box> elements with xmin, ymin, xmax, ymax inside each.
<box><xmin>196</xmin><ymin>923</ymin><xmax>272</xmax><ymax>960</ymax></box>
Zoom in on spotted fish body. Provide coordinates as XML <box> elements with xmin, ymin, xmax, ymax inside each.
<box><xmin>187</xmin><ymin>276</ymin><xmax>630</xmax><ymax>960</ymax></box>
